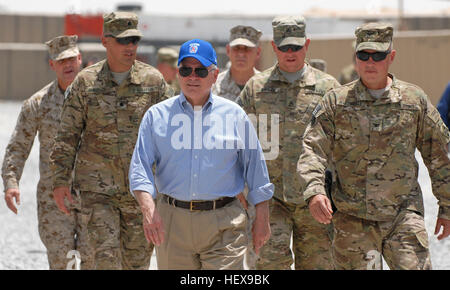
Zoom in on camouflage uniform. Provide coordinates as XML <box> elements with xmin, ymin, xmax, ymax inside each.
<box><xmin>213</xmin><ymin>67</ymin><xmax>259</xmax><ymax>101</ymax></box>
<box><xmin>308</xmin><ymin>59</ymin><xmax>327</xmax><ymax>73</ymax></box>
<box><xmin>50</xmin><ymin>12</ymin><xmax>172</xmax><ymax>270</ymax></box>
<box><xmin>238</xmin><ymin>16</ymin><xmax>339</xmax><ymax>270</ymax></box>
<box><xmin>337</xmin><ymin>63</ymin><xmax>358</xmax><ymax>85</ymax></box>
<box><xmin>157</xmin><ymin>47</ymin><xmax>180</xmax><ymax>95</ymax></box>
<box><xmin>168</xmin><ymin>78</ymin><xmax>180</xmax><ymax>96</ymax></box>
<box><xmin>1</xmin><ymin>35</ymin><xmax>94</xmax><ymax>269</ymax></box>
<box><xmin>298</xmin><ymin>23</ymin><xmax>450</xmax><ymax>270</ymax></box>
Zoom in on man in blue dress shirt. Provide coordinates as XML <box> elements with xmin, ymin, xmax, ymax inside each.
<box><xmin>437</xmin><ymin>82</ymin><xmax>450</xmax><ymax>129</ymax></box>
<box><xmin>129</xmin><ymin>39</ymin><xmax>274</xmax><ymax>270</ymax></box>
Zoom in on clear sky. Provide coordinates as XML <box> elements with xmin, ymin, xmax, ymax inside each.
<box><xmin>0</xmin><ymin>0</ymin><xmax>449</xmax><ymax>16</ymax></box>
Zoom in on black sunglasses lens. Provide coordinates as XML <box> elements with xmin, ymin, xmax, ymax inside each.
<box><xmin>357</xmin><ymin>51</ymin><xmax>388</xmax><ymax>62</ymax></box>
<box><xmin>195</xmin><ymin>68</ymin><xmax>209</xmax><ymax>78</ymax></box>
<box><xmin>179</xmin><ymin>67</ymin><xmax>209</xmax><ymax>78</ymax></box>
<box><xmin>372</xmin><ymin>52</ymin><xmax>388</xmax><ymax>61</ymax></box>
<box><xmin>179</xmin><ymin>67</ymin><xmax>193</xmax><ymax>77</ymax></box>
<box><xmin>116</xmin><ymin>37</ymin><xmax>140</xmax><ymax>45</ymax></box>
<box><xmin>278</xmin><ymin>45</ymin><xmax>302</xmax><ymax>52</ymax></box>
<box><xmin>356</xmin><ymin>51</ymin><xmax>370</xmax><ymax>61</ymax></box>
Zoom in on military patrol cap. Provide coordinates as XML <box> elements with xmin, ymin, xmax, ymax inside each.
<box><xmin>272</xmin><ymin>16</ymin><xmax>306</xmax><ymax>47</ymax></box>
<box><xmin>45</xmin><ymin>35</ymin><xmax>80</xmax><ymax>61</ymax></box>
<box><xmin>103</xmin><ymin>11</ymin><xmax>143</xmax><ymax>38</ymax></box>
<box><xmin>157</xmin><ymin>47</ymin><xmax>179</xmax><ymax>68</ymax></box>
<box><xmin>355</xmin><ymin>22</ymin><xmax>393</xmax><ymax>52</ymax></box>
<box><xmin>229</xmin><ymin>25</ymin><xmax>262</xmax><ymax>47</ymax></box>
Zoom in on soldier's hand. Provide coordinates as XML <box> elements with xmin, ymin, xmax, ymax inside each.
<box><xmin>53</xmin><ymin>186</ymin><xmax>74</xmax><ymax>216</ymax></box>
<box><xmin>5</xmin><ymin>188</ymin><xmax>21</xmax><ymax>214</ymax></box>
<box><xmin>252</xmin><ymin>200</ymin><xmax>270</xmax><ymax>255</ymax></box>
<box><xmin>309</xmin><ymin>194</ymin><xmax>333</xmax><ymax>224</ymax></box>
<box><xmin>434</xmin><ymin>218</ymin><xmax>450</xmax><ymax>241</ymax></box>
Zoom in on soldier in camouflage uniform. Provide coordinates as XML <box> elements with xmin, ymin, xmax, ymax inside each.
<box><xmin>50</xmin><ymin>12</ymin><xmax>173</xmax><ymax>270</ymax></box>
<box><xmin>2</xmin><ymin>35</ymin><xmax>94</xmax><ymax>269</ymax></box>
<box><xmin>157</xmin><ymin>47</ymin><xmax>180</xmax><ymax>95</ymax></box>
<box><xmin>298</xmin><ymin>22</ymin><xmax>450</xmax><ymax>270</ymax></box>
<box><xmin>212</xmin><ymin>25</ymin><xmax>262</xmax><ymax>101</ymax></box>
<box><xmin>238</xmin><ymin>16</ymin><xmax>339</xmax><ymax>270</ymax></box>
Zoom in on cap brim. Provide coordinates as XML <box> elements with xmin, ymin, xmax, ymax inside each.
<box><xmin>229</xmin><ymin>38</ymin><xmax>256</xmax><ymax>47</ymax></box>
<box><xmin>356</xmin><ymin>42</ymin><xmax>390</xmax><ymax>52</ymax></box>
<box><xmin>53</xmin><ymin>47</ymin><xmax>80</xmax><ymax>61</ymax></box>
<box><xmin>275</xmin><ymin>37</ymin><xmax>306</xmax><ymax>47</ymax></box>
<box><xmin>178</xmin><ymin>55</ymin><xmax>214</xmax><ymax>67</ymax></box>
<box><xmin>114</xmin><ymin>29</ymin><xmax>143</xmax><ymax>38</ymax></box>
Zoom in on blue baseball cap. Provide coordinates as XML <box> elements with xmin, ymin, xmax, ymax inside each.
<box><xmin>177</xmin><ymin>39</ymin><xmax>218</xmax><ymax>67</ymax></box>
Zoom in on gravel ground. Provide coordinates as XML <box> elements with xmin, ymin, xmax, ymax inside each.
<box><xmin>0</xmin><ymin>100</ymin><xmax>448</xmax><ymax>270</ymax></box>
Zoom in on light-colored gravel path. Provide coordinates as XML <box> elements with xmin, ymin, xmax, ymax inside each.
<box><xmin>0</xmin><ymin>100</ymin><xmax>448</xmax><ymax>270</ymax></box>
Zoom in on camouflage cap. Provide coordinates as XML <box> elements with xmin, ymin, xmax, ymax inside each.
<box><xmin>355</xmin><ymin>22</ymin><xmax>393</xmax><ymax>52</ymax></box>
<box><xmin>272</xmin><ymin>16</ymin><xmax>306</xmax><ymax>47</ymax></box>
<box><xmin>229</xmin><ymin>25</ymin><xmax>262</xmax><ymax>47</ymax></box>
<box><xmin>157</xmin><ymin>47</ymin><xmax>179</xmax><ymax>68</ymax></box>
<box><xmin>103</xmin><ymin>11</ymin><xmax>143</xmax><ymax>38</ymax></box>
<box><xmin>45</xmin><ymin>35</ymin><xmax>79</xmax><ymax>61</ymax></box>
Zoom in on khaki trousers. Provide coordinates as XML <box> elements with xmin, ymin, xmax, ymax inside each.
<box><xmin>156</xmin><ymin>195</ymin><xmax>248</xmax><ymax>270</ymax></box>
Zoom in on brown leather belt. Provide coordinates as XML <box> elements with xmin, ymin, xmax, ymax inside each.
<box><xmin>162</xmin><ymin>194</ymin><xmax>235</xmax><ymax>211</ymax></box>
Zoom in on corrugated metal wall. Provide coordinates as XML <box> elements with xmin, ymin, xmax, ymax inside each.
<box><xmin>0</xmin><ymin>14</ymin><xmax>64</xmax><ymax>43</ymax></box>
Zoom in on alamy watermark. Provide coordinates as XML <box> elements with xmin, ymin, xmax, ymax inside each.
<box><xmin>167</xmin><ymin>108</ymin><xmax>280</xmax><ymax>160</ymax></box>
<box><xmin>366</xmin><ymin>250</ymin><xmax>383</xmax><ymax>270</ymax></box>
<box><xmin>66</xmin><ymin>250</ymin><xmax>81</xmax><ymax>270</ymax></box>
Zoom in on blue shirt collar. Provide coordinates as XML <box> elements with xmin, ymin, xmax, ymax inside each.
<box><xmin>178</xmin><ymin>91</ymin><xmax>214</xmax><ymax>113</ymax></box>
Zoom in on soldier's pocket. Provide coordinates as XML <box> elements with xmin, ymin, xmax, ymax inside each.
<box><xmin>414</xmin><ymin>229</ymin><xmax>429</xmax><ymax>249</ymax></box>
<box><xmin>126</xmin><ymin>95</ymin><xmax>152</xmax><ymax>125</ymax></box>
<box><xmin>79</xmin><ymin>207</ymin><xmax>94</xmax><ymax>229</ymax></box>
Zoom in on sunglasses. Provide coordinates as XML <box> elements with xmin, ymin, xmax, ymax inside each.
<box><xmin>356</xmin><ymin>51</ymin><xmax>390</xmax><ymax>62</ymax></box>
<box><xmin>277</xmin><ymin>45</ymin><xmax>303</xmax><ymax>52</ymax></box>
<box><xmin>179</xmin><ymin>66</ymin><xmax>213</xmax><ymax>78</ymax></box>
<box><xmin>107</xmin><ymin>35</ymin><xmax>140</xmax><ymax>45</ymax></box>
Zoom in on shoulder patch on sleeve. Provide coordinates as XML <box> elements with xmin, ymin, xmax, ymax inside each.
<box><xmin>310</xmin><ymin>103</ymin><xmax>322</xmax><ymax>126</ymax></box>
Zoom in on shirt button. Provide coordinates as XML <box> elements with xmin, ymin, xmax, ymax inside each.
<box><xmin>194</xmin><ymin>174</ymin><xmax>197</xmax><ymax>178</ymax></box>
<box><xmin>194</xmin><ymin>155</ymin><xmax>198</xmax><ymax>159</ymax></box>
